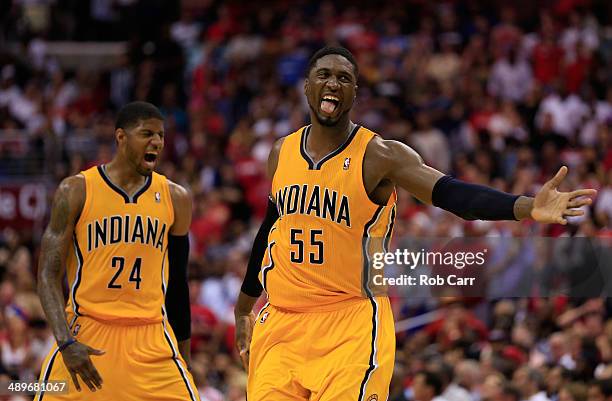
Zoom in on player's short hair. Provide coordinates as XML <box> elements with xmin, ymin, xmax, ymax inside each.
<box><xmin>307</xmin><ymin>46</ymin><xmax>359</xmax><ymax>78</ymax></box>
<box><xmin>115</xmin><ymin>101</ymin><xmax>164</xmax><ymax>131</ymax></box>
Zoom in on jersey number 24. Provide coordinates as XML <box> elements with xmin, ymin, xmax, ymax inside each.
<box><xmin>108</xmin><ymin>256</ymin><xmax>142</xmax><ymax>289</ymax></box>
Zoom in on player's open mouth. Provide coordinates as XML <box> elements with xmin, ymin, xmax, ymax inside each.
<box><xmin>320</xmin><ymin>95</ymin><xmax>340</xmax><ymax>115</ymax></box>
<box><xmin>144</xmin><ymin>152</ymin><xmax>157</xmax><ymax>164</ymax></box>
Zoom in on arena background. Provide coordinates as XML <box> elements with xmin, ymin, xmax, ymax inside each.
<box><xmin>1</xmin><ymin>0</ymin><xmax>612</xmax><ymax>400</ymax></box>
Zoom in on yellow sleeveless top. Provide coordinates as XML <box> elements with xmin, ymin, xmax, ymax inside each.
<box><xmin>65</xmin><ymin>165</ymin><xmax>174</xmax><ymax>324</ymax></box>
<box><xmin>261</xmin><ymin>125</ymin><xmax>396</xmax><ymax>312</ymax></box>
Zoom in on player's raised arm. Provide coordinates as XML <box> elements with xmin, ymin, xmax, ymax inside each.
<box><xmin>166</xmin><ymin>181</ymin><xmax>193</xmax><ymax>369</ymax></box>
<box><xmin>368</xmin><ymin>137</ymin><xmax>596</xmax><ymax>223</ymax></box>
<box><xmin>38</xmin><ymin>175</ymin><xmax>105</xmax><ymax>392</ymax></box>
<box><xmin>234</xmin><ymin>137</ymin><xmax>284</xmax><ymax>371</ymax></box>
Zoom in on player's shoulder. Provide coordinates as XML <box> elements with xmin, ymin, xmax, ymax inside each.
<box><xmin>364</xmin><ymin>135</ymin><xmax>423</xmax><ymax>168</ymax></box>
<box><xmin>53</xmin><ymin>173</ymin><xmax>86</xmax><ymax>216</ymax></box>
<box><xmin>57</xmin><ymin>173</ymin><xmax>86</xmax><ymax>195</ymax></box>
<box><xmin>166</xmin><ymin>179</ymin><xmax>191</xmax><ymax>203</ymax></box>
<box><xmin>166</xmin><ymin>179</ymin><xmax>192</xmax><ymax>219</ymax></box>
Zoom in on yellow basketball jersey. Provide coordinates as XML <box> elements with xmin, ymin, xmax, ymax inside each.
<box><xmin>261</xmin><ymin>125</ymin><xmax>397</xmax><ymax>312</ymax></box>
<box><xmin>65</xmin><ymin>165</ymin><xmax>174</xmax><ymax>324</ymax></box>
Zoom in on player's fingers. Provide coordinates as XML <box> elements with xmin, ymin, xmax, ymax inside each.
<box><xmin>564</xmin><ymin>209</ymin><xmax>585</xmax><ymax>217</ymax></box>
<box><xmin>570</xmin><ymin>189</ymin><xmax>597</xmax><ymax>199</ymax></box>
<box><xmin>568</xmin><ymin>198</ymin><xmax>592</xmax><ymax>208</ymax></box>
<box><xmin>548</xmin><ymin>166</ymin><xmax>568</xmax><ymax>188</ymax></box>
<box><xmin>79</xmin><ymin>363</ymin><xmax>100</xmax><ymax>392</ymax></box>
<box><xmin>557</xmin><ymin>216</ymin><xmax>568</xmax><ymax>225</ymax></box>
<box><xmin>69</xmin><ymin>371</ymin><xmax>81</xmax><ymax>392</ymax></box>
<box><xmin>77</xmin><ymin>369</ymin><xmax>96</xmax><ymax>392</ymax></box>
<box><xmin>87</xmin><ymin>364</ymin><xmax>103</xmax><ymax>389</ymax></box>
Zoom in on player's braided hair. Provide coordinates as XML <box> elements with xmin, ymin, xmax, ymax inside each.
<box><xmin>115</xmin><ymin>101</ymin><xmax>164</xmax><ymax>131</ymax></box>
<box><xmin>307</xmin><ymin>46</ymin><xmax>359</xmax><ymax>77</ymax></box>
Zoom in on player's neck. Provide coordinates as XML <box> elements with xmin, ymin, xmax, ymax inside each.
<box><xmin>103</xmin><ymin>158</ymin><xmax>147</xmax><ymax>189</ymax></box>
<box><xmin>308</xmin><ymin>118</ymin><xmax>355</xmax><ymax>158</ymax></box>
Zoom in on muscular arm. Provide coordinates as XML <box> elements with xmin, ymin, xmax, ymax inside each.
<box><xmin>38</xmin><ymin>175</ymin><xmax>85</xmax><ymax>345</ymax></box>
<box><xmin>365</xmin><ymin>137</ymin><xmax>534</xmax><ymax>220</ymax></box>
<box><xmin>167</xmin><ymin>182</ymin><xmax>193</xmax><ymax>368</ymax></box>
<box><xmin>39</xmin><ymin>176</ymin><xmax>105</xmax><ymax>391</ymax></box>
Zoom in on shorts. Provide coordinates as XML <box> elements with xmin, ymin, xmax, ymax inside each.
<box><xmin>34</xmin><ymin>316</ymin><xmax>200</xmax><ymax>401</ymax></box>
<box><xmin>248</xmin><ymin>296</ymin><xmax>395</xmax><ymax>401</ymax></box>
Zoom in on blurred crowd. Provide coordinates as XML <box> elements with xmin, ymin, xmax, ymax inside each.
<box><xmin>2</xmin><ymin>0</ymin><xmax>612</xmax><ymax>400</ymax></box>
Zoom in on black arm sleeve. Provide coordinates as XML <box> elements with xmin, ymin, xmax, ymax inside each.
<box><xmin>240</xmin><ymin>197</ymin><xmax>279</xmax><ymax>297</ymax></box>
<box><xmin>432</xmin><ymin>175</ymin><xmax>519</xmax><ymax>221</ymax></box>
<box><xmin>165</xmin><ymin>234</ymin><xmax>191</xmax><ymax>341</ymax></box>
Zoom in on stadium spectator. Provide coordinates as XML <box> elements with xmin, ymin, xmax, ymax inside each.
<box><xmin>413</xmin><ymin>370</ymin><xmax>447</xmax><ymax>401</ymax></box>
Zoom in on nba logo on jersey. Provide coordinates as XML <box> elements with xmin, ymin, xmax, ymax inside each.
<box><xmin>260</xmin><ymin>311</ymin><xmax>270</xmax><ymax>324</ymax></box>
<box><xmin>155</xmin><ymin>192</ymin><xmax>161</xmax><ymax>203</ymax></box>
<box><xmin>367</xmin><ymin>395</ymin><xmax>378</xmax><ymax>401</ymax></box>
<box><xmin>72</xmin><ymin>324</ymin><xmax>81</xmax><ymax>336</ymax></box>
<box><xmin>343</xmin><ymin>157</ymin><xmax>351</xmax><ymax>170</ymax></box>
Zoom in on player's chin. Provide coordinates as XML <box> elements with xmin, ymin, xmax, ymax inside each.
<box><xmin>315</xmin><ymin>112</ymin><xmax>341</xmax><ymax>127</ymax></box>
<box><xmin>138</xmin><ymin>161</ymin><xmax>156</xmax><ymax>175</ymax></box>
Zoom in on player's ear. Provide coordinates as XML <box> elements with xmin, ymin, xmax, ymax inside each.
<box><xmin>115</xmin><ymin>128</ymin><xmax>126</xmax><ymax>144</ymax></box>
<box><xmin>304</xmin><ymin>78</ymin><xmax>309</xmax><ymax>94</ymax></box>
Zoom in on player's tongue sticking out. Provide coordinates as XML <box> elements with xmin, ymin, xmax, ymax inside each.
<box><xmin>320</xmin><ymin>96</ymin><xmax>339</xmax><ymax>115</ymax></box>
<box><xmin>321</xmin><ymin>100</ymin><xmax>336</xmax><ymax>114</ymax></box>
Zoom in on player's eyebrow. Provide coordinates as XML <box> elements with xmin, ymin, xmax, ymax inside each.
<box><xmin>141</xmin><ymin>129</ymin><xmax>164</xmax><ymax>136</ymax></box>
<box><xmin>316</xmin><ymin>67</ymin><xmax>354</xmax><ymax>80</ymax></box>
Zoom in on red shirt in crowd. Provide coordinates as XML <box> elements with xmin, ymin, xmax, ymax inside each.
<box><xmin>533</xmin><ymin>41</ymin><xmax>564</xmax><ymax>85</ymax></box>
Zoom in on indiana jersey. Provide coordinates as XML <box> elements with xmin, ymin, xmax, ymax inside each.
<box><xmin>65</xmin><ymin>165</ymin><xmax>174</xmax><ymax>324</ymax></box>
<box><xmin>261</xmin><ymin>125</ymin><xmax>397</xmax><ymax>312</ymax></box>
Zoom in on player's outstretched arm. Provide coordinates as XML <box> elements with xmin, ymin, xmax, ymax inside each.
<box><xmin>167</xmin><ymin>181</ymin><xmax>193</xmax><ymax>369</ymax></box>
<box><xmin>38</xmin><ymin>175</ymin><xmax>105</xmax><ymax>392</ymax></box>
<box><xmin>370</xmin><ymin>138</ymin><xmax>596</xmax><ymax>222</ymax></box>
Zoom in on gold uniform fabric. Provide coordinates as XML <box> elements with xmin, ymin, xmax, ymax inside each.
<box><xmin>35</xmin><ymin>315</ymin><xmax>198</xmax><ymax>401</ymax></box>
<box><xmin>250</xmin><ymin>126</ymin><xmax>397</xmax><ymax>400</ymax></box>
<box><xmin>36</xmin><ymin>166</ymin><xmax>199</xmax><ymax>401</ymax></box>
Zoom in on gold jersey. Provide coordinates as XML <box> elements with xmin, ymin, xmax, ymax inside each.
<box><xmin>261</xmin><ymin>125</ymin><xmax>396</xmax><ymax>312</ymax></box>
<box><xmin>65</xmin><ymin>165</ymin><xmax>174</xmax><ymax>324</ymax></box>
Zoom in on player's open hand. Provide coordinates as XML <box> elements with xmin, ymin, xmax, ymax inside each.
<box><xmin>235</xmin><ymin>311</ymin><xmax>255</xmax><ymax>371</ymax></box>
<box><xmin>60</xmin><ymin>341</ymin><xmax>105</xmax><ymax>392</ymax></box>
<box><xmin>531</xmin><ymin>166</ymin><xmax>597</xmax><ymax>225</ymax></box>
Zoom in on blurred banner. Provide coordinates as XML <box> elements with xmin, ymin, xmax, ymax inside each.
<box><xmin>0</xmin><ymin>183</ymin><xmax>47</xmax><ymax>229</ymax></box>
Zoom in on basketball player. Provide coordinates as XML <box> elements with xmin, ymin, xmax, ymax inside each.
<box><xmin>235</xmin><ymin>46</ymin><xmax>596</xmax><ymax>401</ymax></box>
<box><xmin>36</xmin><ymin>102</ymin><xmax>200</xmax><ymax>401</ymax></box>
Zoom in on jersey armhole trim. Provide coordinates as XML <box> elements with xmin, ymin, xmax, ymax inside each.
<box><xmin>75</xmin><ymin>172</ymin><xmax>91</xmax><ymax>229</ymax></box>
<box><xmin>161</xmin><ymin>175</ymin><xmax>175</xmax><ymax>227</ymax></box>
<box><xmin>271</xmin><ymin>130</ymin><xmax>296</xmax><ymax>197</ymax></box>
<box><xmin>359</xmin><ymin>133</ymin><xmax>394</xmax><ymax>207</ymax></box>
